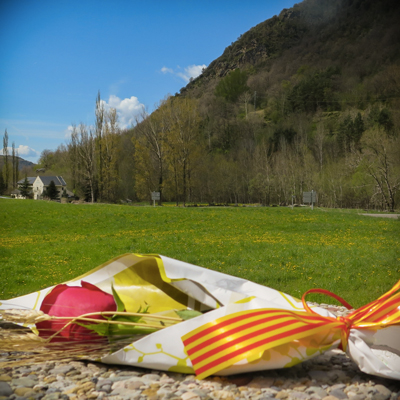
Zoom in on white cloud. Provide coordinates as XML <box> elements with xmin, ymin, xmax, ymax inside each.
<box><xmin>161</xmin><ymin>64</ymin><xmax>207</xmax><ymax>83</ymax></box>
<box><xmin>5</xmin><ymin>145</ymin><xmax>40</xmax><ymax>158</ymax></box>
<box><xmin>161</xmin><ymin>66</ymin><xmax>174</xmax><ymax>74</ymax></box>
<box><xmin>101</xmin><ymin>95</ymin><xmax>145</xmax><ymax>129</ymax></box>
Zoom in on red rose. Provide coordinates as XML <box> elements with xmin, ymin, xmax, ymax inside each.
<box><xmin>36</xmin><ymin>281</ymin><xmax>117</xmax><ymax>342</ymax></box>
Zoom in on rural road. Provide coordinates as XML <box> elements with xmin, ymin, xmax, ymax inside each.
<box><xmin>361</xmin><ymin>213</ymin><xmax>399</xmax><ymax>219</ymax></box>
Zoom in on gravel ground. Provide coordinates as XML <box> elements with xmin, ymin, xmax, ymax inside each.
<box><xmin>1</xmin><ymin>305</ymin><xmax>399</xmax><ymax>400</ymax></box>
<box><xmin>360</xmin><ymin>214</ymin><xmax>399</xmax><ymax>219</ymax></box>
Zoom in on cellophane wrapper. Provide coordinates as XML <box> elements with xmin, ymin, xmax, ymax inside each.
<box><xmin>1</xmin><ymin>253</ymin><xmax>399</xmax><ymax>380</ymax></box>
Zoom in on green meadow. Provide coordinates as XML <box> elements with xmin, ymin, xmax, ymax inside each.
<box><xmin>0</xmin><ymin>199</ymin><xmax>399</xmax><ymax>308</ymax></box>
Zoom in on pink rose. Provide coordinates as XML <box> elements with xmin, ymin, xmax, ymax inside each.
<box><xmin>36</xmin><ymin>281</ymin><xmax>117</xmax><ymax>342</ymax></box>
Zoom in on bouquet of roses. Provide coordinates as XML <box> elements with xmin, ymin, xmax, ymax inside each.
<box><xmin>1</xmin><ymin>253</ymin><xmax>399</xmax><ymax>380</ymax></box>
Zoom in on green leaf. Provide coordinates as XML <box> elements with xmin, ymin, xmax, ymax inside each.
<box><xmin>77</xmin><ymin>321</ymin><xmax>157</xmax><ymax>337</ymax></box>
<box><xmin>77</xmin><ymin>322</ymin><xmax>110</xmax><ymax>336</ymax></box>
<box><xmin>175</xmin><ymin>309</ymin><xmax>203</xmax><ymax>320</ymax></box>
<box><xmin>111</xmin><ymin>284</ymin><xmax>126</xmax><ymax>313</ymax></box>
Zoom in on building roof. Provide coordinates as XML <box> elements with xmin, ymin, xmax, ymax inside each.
<box><xmin>38</xmin><ymin>176</ymin><xmax>67</xmax><ymax>186</ymax></box>
<box><xmin>17</xmin><ymin>177</ymin><xmax>36</xmax><ymax>185</ymax></box>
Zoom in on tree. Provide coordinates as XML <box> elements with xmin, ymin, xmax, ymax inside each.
<box><xmin>238</xmin><ymin>91</ymin><xmax>252</xmax><ymax>119</ymax></box>
<box><xmin>358</xmin><ymin>129</ymin><xmax>400</xmax><ymax>211</ymax></box>
<box><xmin>133</xmin><ymin>100</ymin><xmax>170</xmax><ymax>204</ymax></box>
<box><xmin>215</xmin><ymin>69</ymin><xmax>249</xmax><ymax>103</ymax></box>
<box><xmin>314</xmin><ymin>119</ymin><xmax>327</xmax><ymax>171</ymax></box>
<box><xmin>95</xmin><ymin>91</ymin><xmax>105</xmax><ymax>200</ymax></box>
<box><xmin>100</xmin><ymin>107</ymin><xmax>120</xmax><ymax>202</ymax></box>
<box><xmin>38</xmin><ymin>149</ymin><xmax>55</xmax><ymax>170</ymax></box>
<box><xmin>2</xmin><ymin>129</ymin><xmax>9</xmax><ymax>191</ymax></box>
<box><xmin>15</xmin><ymin>150</ymin><xmax>19</xmax><ymax>186</ymax></box>
<box><xmin>19</xmin><ymin>177</ymin><xmax>30</xmax><ymax>198</ymax></box>
<box><xmin>338</xmin><ymin>113</ymin><xmax>365</xmax><ymax>153</ymax></box>
<box><xmin>46</xmin><ymin>180</ymin><xmax>58</xmax><ymax>200</ymax></box>
<box><xmin>0</xmin><ymin>168</ymin><xmax>6</xmax><ymax>195</ymax></box>
<box><xmin>166</xmin><ymin>97</ymin><xmax>204</xmax><ymax>206</ymax></box>
<box><xmin>71</xmin><ymin>123</ymin><xmax>97</xmax><ymax>203</ymax></box>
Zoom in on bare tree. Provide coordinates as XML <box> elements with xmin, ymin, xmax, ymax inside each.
<box><xmin>166</xmin><ymin>97</ymin><xmax>203</xmax><ymax>206</ymax></box>
<box><xmin>238</xmin><ymin>91</ymin><xmax>252</xmax><ymax>119</ymax></box>
<box><xmin>72</xmin><ymin>123</ymin><xmax>97</xmax><ymax>203</ymax></box>
<box><xmin>315</xmin><ymin>119</ymin><xmax>327</xmax><ymax>171</ymax></box>
<box><xmin>133</xmin><ymin>101</ymin><xmax>169</xmax><ymax>204</ymax></box>
<box><xmin>358</xmin><ymin>129</ymin><xmax>400</xmax><ymax>212</ymax></box>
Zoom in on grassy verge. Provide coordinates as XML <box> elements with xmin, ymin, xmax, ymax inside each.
<box><xmin>1</xmin><ymin>199</ymin><xmax>399</xmax><ymax>308</ymax></box>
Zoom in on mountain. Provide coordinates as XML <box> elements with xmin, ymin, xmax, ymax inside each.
<box><xmin>183</xmin><ymin>0</ymin><xmax>400</xmax><ymax>94</ymax></box>
<box><xmin>131</xmin><ymin>0</ymin><xmax>400</xmax><ymax>210</ymax></box>
<box><xmin>31</xmin><ymin>0</ymin><xmax>400</xmax><ymax>209</ymax></box>
<box><xmin>0</xmin><ymin>155</ymin><xmax>36</xmax><ymax>171</ymax></box>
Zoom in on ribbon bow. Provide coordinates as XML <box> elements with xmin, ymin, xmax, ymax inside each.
<box><xmin>182</xmin><ymin>280</ymin><xmax>400</xmax><ymax>380</ymax></box>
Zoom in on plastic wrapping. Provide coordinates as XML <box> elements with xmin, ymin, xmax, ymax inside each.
<box><xmin>1</xmin><ymin>253</ymin><xmax>399</xmax><ymax>380</ymax></box>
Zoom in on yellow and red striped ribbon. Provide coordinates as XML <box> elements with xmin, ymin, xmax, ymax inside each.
<box><xmin>182</xmin><ymin>280</ymin><xmax>400</xmax><ymax>380</ymax></box>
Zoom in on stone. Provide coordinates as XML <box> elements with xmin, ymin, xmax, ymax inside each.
<box><xmin>141</xmin><ymin>387</ymin><xmax>159</xmax><ymax>397</ymax></box>
<box><xmin>142</xmin><ymin>374</ymin><xmax>161</xmax><ymax>382</ymax></box>
<box><xmin>100</xmin><ymin>384</ymin><xmax>112</xmax><ymax>393</ymax></box>
<box><xmin>329</xmin><ymin>388</ymin><xmax>347</xmax><ymax>399</ymax></box>
<box><xmin>50</xmin><ymin>365</ymin><xmax>75</xmax><ymax>375</ymax></box>
<box><xmin>181</xmin><ymin>391</ymin><xmax>202</xmax><ymax>400</ymax></box>
<box><xmin>329</xmin><ymin>384</ymin><xmax>346</xmax><ymax>391</ymax></box>
<box><xmin>0</xmin><ymin>375</ymin><xmax>11</xmax><ymax>382</ymax></box>
<box><xmin>306</xmin><ymin>386</ymin><xmax>328</xmax><ymax>398</ymax></box>
<box><xmin>275</xmin><ymin>391</ymin><xmax>289</xmax><ymax>399</ymax></box>
<box><xmin>11</xmin><ymin>377</ymin><xmax>37</xmax><ymax>387</ymax></box>
<box><xmin>211</xmin><ymin>389</ymin><xmax>235</xmax><ymax>400</ymax></box>
<box><xmin>248</xmin><ymin>377</ymin><xmax>275</xmax><ymax>388</ymax></box>
<box><xmin>126</xmin><ymin>380</ymin><xmax>144</xmax><ymax>390</ymax></box>
<box><xmin>157</xmin><ymin>387</ymin><xmax>175</xmax><ymax>398</ymax></box>
<box><xmin>44</xmin><ymin>376</ymin><xmax>58</xmax><ymax>384</ymax></box>
<box><xmin>42</xmin><ymin>393</ymin><xmax>63</xmax><ymax>400</ymax></box>
<box><xmin>288</xmin><ymin>391</ymin><xmax>309</xmax><ymax>399</ymax></box>
<box><xmin>374</xmin><ymin>384</ymin><xmax>393</xmax><ymax>400</ymax></box>
<box><xmin>0</xmin><ymin>382</ymin><xmax>13</xmax><ymax>397</ymax></box>
<box><xmin>14</xmin><ymin>387</ymin><xmax>36</xmax><ymax>396</ymax></box>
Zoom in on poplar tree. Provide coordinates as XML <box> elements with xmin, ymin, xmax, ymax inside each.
<box><xmin>2</xmin><ymin>129</ymin><xmax>9</xmax><ymax>191</ymax></box>
<box><xmin>11</xmin><ymin>141</ymin><xmax>16</xmax><ymax>188</ymax></box>
<box><xmin>95</xmin><ymin>91</ymin><xmax>104</xmax><ymax>201</ymax></box>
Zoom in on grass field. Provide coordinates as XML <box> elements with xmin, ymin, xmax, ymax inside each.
<box><xmin>1</xmin><ymin>199</ymin><xmax>399</xmax><ymax>308</ymax></box>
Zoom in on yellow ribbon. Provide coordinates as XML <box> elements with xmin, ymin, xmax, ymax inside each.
<box><xmin>183</xmin><ymin>280</ymin><xmax>400</xmax><ymax>379</ymax></box>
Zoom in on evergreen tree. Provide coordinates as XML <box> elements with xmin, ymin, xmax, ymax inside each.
<box><xmin>20</xmin><ymin>177</ymin><xmax>30</xmax><ymax>198</ymax></box>
<box><xmin>46</xmin><ymin>180</ymin><xmax>58</xmax><ymax>200</ymax></box>
<box><xmin>0</xmin><ymin>168</ymin><xmax>6</xmax><ymax>195</ymax></box>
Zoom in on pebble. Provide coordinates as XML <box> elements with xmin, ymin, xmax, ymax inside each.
<box><xmin>1</xmin><ymin>305</ymin><xmax>400</xmax><ymax>400</ymax></box>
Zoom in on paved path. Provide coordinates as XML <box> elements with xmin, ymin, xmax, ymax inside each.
<box><xmin>361</xmin><ymin>213</ymin><xmax>399</xmax><ymax>219</ymax></box>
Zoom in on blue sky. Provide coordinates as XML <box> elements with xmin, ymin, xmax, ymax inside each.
<box><xmin>0</xmin><ymin>0</ymin><xmax>299</xmax><ymax>163</ymax></box>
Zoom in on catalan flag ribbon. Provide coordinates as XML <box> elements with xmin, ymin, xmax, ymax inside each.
<box><xmin>182</xmin><ymin>280</ymin><xmax>400</xmax><ymax>380</ymax></box>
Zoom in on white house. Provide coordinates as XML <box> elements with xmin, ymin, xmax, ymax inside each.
<box><xmin>11</xmin><ymin>189</ymin><xmax>26</xmax><ymax>199</ymax></box>
<box><xmin>32</xmin><ymin>176</ymin><xmax>67</xmax><ymax>200</ymax></box>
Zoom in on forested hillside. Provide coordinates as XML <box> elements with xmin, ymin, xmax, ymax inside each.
<box><xmin>9</xmin><ymin>0</ymin><xmax>400</xmax><ymax>210</ymax></box>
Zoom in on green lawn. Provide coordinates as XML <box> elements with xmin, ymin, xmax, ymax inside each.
<box><xmin>1</xmin><ymin>199</ymin><xmax>399</xmax><ymax>308</ymax></box>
